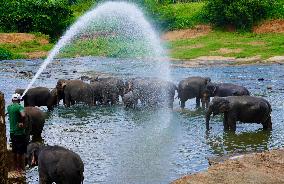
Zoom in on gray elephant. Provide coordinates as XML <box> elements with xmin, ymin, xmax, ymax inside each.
<box><xmin>177</xmin><ymin>76</ymin><xmax>211</xmax><ymax>109</ymax></box>
<box><xmin>205</xmin><ymin>82</ymin><xmax>250</xmax><ymax>97</ymax></box>
<box><xmin>90</xmin><ymin>77</ymin><xmax>125</xmax><ymax>105</ymax></box>
<box><xmin>26</xmin><ymin>143</ymin><xmax>84</xmax><ymax>184</ymax></box>
<box><xmin>126</xmin><ymin>78</ymin><xmax>177</xmax><ymax>108</ymax></box>
<box><xmin>122</xmin><ymin>90</ymin><xmax>139</xmax><ymax>109</ymax></box>
<box><xmin>56</xmin><ymin>79</ymin><xmax>94</xmax><ymax>107</ymax></box>
<box><xmin>206</xmin><ymin>96</ymin><xmax>272</xmax><ymax>131</ymax></box>
<box><xmin>15</xmin><ymin>87</ymin><xmax>58</xmax><ymax>111</ymax></box>
<box><xmin>25</xmin><ymin>107</ymin><xmax>45</xmax><ymax>142</ymax></box>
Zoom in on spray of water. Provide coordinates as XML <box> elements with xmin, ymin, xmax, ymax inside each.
<box><xmin>22</xmin><ymin>1</ymin><xmax>170</xmax><ymax>97</ymax></box>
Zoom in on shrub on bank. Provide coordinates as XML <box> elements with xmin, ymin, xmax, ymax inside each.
<box><xmin>204</xmin><ymin>0</ymin><xmax>279</xmax><ymax>30</ymax></box>
<box><xmin>0</xmin><ymin>48</ymin><xmax>13</xmax><ymax>60</ymax></box>
<box><xmin>0</xmin><ymin>0</ymin><xmax>74</xmax><ymax>40</ymax></box>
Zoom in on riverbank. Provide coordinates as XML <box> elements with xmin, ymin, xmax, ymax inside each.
<box><xmin>172</xmin><ymin>148</ymin><xmax>284</xmax><ymax>184</ymax></box>
<box><xmin>0</xmin><ymin>20</ymin><xmax>284</xmax><ymax>66</ymax></box>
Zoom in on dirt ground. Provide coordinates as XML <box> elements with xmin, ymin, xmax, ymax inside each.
<box><xmin>253</xmin><ymin>19</ymin><xmax>284</xmax><ymax>34</ymax></box>
<box><xmin>172</xmin><ymin>149</ymin><xmax>284</xmax><ymax>184</ymax></box>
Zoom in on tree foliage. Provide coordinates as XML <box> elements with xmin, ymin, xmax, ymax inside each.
<box><xmin>204</xmin><ymin>0</ymin><xmax>278</xmax><ymax>30</ymax></box>
<box><xmin>0</xmin><ymin>0</ymin><xmax>74</xmax><ymax>40</ymax></box>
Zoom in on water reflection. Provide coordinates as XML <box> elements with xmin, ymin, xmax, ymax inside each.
<box><xmin>206</xmin><ymin>130</ymin><xmax>271</xmax><ymax>155</ymax></box>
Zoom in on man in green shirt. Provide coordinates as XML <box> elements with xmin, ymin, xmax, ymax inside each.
<box><xmin>7</xmin><ymin>93</ymin><xmax>26</xmax><ymax>171</ymax></box>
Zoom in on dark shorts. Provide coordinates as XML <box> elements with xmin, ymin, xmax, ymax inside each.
<box><xmin>11</xmin><ymin>134</ymin><xmax>28</xmax><ymax>154</ymax></box>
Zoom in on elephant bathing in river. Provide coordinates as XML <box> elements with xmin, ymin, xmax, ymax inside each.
<box><xmin>15</xmin><ymin>87</ymin><xmax>58</xmax><ymax>111</ymax></box>
<box><xmin>126</xmin><ymin>78</ymin><xmax>177</xmax><ymax>108</ymax></box>
<box><xmin>205</xmin><ymin>82</ymin><xmax>250</xmax><ymax>97</ymax></box>
<box><xmin>24</xmin><ymin>107</ymin><xmax>45</xmax><ymax>142</ymax></box>
<box><xmin>56</xmin><ymin>79</ymin><xmax>94</xmax><ymax>107</ymax></box>
<box><xmin>206</xmin><ymin>96</ymin><xmax>272</xmax><ymax>131</ymax></box>
<box><xmin>177</xmin><ymin>76</ymin><xmax>211</xmax><ymax>109</ymax></box>
<box><xmin>26</xmin><ymin>143</ymin><xmax>84</xmax><ymax>184</ymax></box>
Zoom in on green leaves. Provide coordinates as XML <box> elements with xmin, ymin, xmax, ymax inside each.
<box><xmin>0</xmin><ymin>0</ymin><xmax>74</xmax><ymax>40</ymax></box>
<box><xmin>204</xmin><ymin>0</ymin><xmax>280</xmax><ymax>30</ymax></box>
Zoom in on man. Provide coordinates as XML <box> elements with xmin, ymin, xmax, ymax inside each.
<box><xmin>7</xmin><ymin>93</ymin><xmax>26</xmax><ymax>171</ymax></box>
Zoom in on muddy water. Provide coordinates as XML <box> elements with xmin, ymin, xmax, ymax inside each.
<box><xmin>1</xmin><ymin>57</ymin><xmax>283</xmax><ymax>184</ymax></box>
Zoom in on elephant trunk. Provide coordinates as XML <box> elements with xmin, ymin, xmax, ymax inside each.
<box><xmin>205</xmin><ymin>106</ymin><xmax>213</xmax><ymax>130</ymax></box>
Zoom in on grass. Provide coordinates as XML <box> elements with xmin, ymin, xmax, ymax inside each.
<box><xmin>0</xmin><ymin>34</ymin><xmax>53</xmax><ymax>59</ymax></box>
<box><xmin>58</xmin><ymin>36</ymin><xmax>155</xmax><ymax>59</ymax></box>
<box><xmin>168</xmin><ymin>31</ymin><xmax>284</xmax><ymax>60</ymax></box>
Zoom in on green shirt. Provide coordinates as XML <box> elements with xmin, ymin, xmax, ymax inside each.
<box><xmin>7</xmin><ymin>103</ymin><xmax>25</xmax><ymax>135</ymax></box>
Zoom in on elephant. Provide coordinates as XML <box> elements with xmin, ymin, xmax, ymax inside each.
<box><xmin>205</xmin><ymin>82</ymin><xmax>250</xmax><ymax>97</ymax></box>
<box><xmin>90</xmin><ymin>77</ymin><xmax>125</xmax><ymax>105</ymax></box>
<box><xmin>56</xmin><ymin>79</ymin><xmax>94</xmax><ymax>107</ymax></box>
<box><xmin>25</xmin><ymin>107</ymin><xmax>45</xmax><ymax>142</ymax></box>
<box><xmin>122</xmin><ymin>90</ymin><xmax>139</xmax><ymax>109</ymax></box>
<box><xmin>15</xmin><ymin>87</ymin><xmax>58</xmax><ymax>111</ymax></box>
<box><xmin>205</xmin><ymin>96</ymin><xmax>272</xmax><ymax>132</ymax></box>
<box><xmin>177</xmin><ymin>76</ymin><xmax>211</xmax><ymax>109</ymax></box>
<box><xmin>26</xmin><ymin>143</ymin><xmax>84</xmax><ymax>184</ymax></box>
<box><xmin>126</xmin><ymin>78</ymin><xmax>177</xmax><ymax>108</ymax></box>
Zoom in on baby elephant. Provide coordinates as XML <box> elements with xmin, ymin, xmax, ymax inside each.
<box><xmin>206</xmin><ymin>96</ymin><xmax>272</xmax><ymax>131</ymax></box>
<box><xmin>123</xmin><ymin>91</ymin><xmax>138</xmax><ymax>109</ymax></box>
<box><xmin>27</xmin><ymin>143</ymin><xmax>84</xmax><ymax>184</ymax></box>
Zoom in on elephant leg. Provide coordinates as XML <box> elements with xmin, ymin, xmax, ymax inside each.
<box><xmin>180</xmin><ymin>100</ymin><xmax>185</xmax><ymax>109</ymax></box>
<box><xmin>196</xmin><ymin>98</ymin><xmax>201</xmax><ymax>108</ymax></box>
<box><xmin>223</xmin><ymin>113</ymin><xmax>229</xmax><ymax>131</ymax></box>
<box><xmin>71</xmin><ymin>100</ymin><xmax>75</xmax><ymax>106</ymax></box>
<box><xmin>262</xmin><ymin>115</ymin><xmax>272</xmax><ymax>130</ymax></box>
<box><xmin>227</xmin><ymin>118</ymin><xmax>237</xmax><ymax>132</ymax></box>
<box><xmin>64</xmin><ymin>95</ymin><xmax>71</xmax><ymax>107</ymax></box>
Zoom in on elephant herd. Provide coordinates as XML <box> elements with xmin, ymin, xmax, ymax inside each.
<box><xmin>16</xmin><ymin>75</ymin><xmax>272</xmax><ymax>183</ymax></box>
<box><xmin>17</xmin><ymin>75</ymin><xmax>272</xmax><ymax>134</ymax></box>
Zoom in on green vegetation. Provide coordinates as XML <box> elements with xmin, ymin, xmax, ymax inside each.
<box><xmin>0</xmin><ymin>0</ymin><xmax>74</xmax><ymax>40</ymax></box>
<box><xmin>203</xmin><ymin>0</ymin><xmax>283</xmax><ymax>30</ymax></box>
<box><xmin>168</xmin><ymin>31</ymin><xmax>284</xmax><ymax>60</ymax></box>
<box><xmin>58</xmin><ymin>37</ymin><xmax>155</xmax><ymax>58</ymax></box>
<box><xmin>0</xmin><ymin>35</ymin><xmax>53</xmax><ymax>59</ymax></box>
<box><xmin>0</xmin><ymin>48</ymin><xmax>13</xmax><ymax>60</ymax></box>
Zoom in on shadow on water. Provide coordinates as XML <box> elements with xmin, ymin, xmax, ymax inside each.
<box><xmin>206</xmin><ymin>130</ymin><xmax>272</xmax><ymax>155</ymax></box>
<box><xmin>0</xmin><ymin>59</ymin><xmax>283</xmax><ymax>183</ymax></box>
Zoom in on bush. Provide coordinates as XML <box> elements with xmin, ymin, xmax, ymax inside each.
<box><xmin>0</xmin><ymin>48</ymin><xmax>13</xmax><ymax>60</ymax></box>
<box><xmin>204</xmin><ymin>0</ymin><xmax>278</xmax><ymax>30</ymax></box>
<box><xmin>0</xmin><ymin>0</ymin><xmax>74</xmax><ymax>40</ymax></box>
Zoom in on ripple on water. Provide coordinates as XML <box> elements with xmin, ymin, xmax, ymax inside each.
<box><xmin>1</xmin><ymin>59</ymin><xmax>283</xmax><ymax>184</ymax></box>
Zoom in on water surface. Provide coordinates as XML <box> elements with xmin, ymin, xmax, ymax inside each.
<box><xmin>1</xmin><ymin>57</ymin><xmax>283</xmax><ymax>183</ymax></box>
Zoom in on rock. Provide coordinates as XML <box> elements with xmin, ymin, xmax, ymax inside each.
<box><xmin>267</xmin><ymin>85</ymin><xmax>272</xmax><ymax>90</ymax></box>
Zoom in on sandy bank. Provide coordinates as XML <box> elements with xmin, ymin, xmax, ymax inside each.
<box><xmin>172</xmin><ymin>148</ymin><xmax>284</xmax><ymax>184</ymax></box>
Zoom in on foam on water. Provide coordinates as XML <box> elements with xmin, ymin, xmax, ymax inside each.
<box><xmin>22</xmin><ymin>1</ymin><xmax>170</xmax><ymax>97</ymax></box>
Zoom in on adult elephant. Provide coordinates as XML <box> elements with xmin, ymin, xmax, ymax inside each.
<box><xmin>177</xmin><ymin>76</ymin><xmax>211</xmax><ymax>109</ymax></box>
<box><xmin>56</xmin><ymin>79</ymin><xmax>94</xmax><ymax>107</ymax></box>
<box><xmin>25</xmin><ymin>107</ymin><xmax>45</xmax><ymax>142</ymax></box>
<box><xmin>205</xmin><ymin>82</ymin><xmax>250</xmax><ymax>97</ymax></box>
<box><xmin>15</xmin><ymin>87</ymin><xmax>58</xmax><ymax>111</ymax></box>
<box><xmin>205</xmin><ymin>96</ymin><xmax>272</xmax><ymax>131</ymax></box>
<box><xmin>26</xmin><ymin>143</ymin><xmax>84</xmax><ymax>184</ymax></box>
<box><xmin>90</xmin><ymin>77</ymin><xmax>123</xmax><ymax>105</ymax></box>
<box><xmin>126</xmin><ymin>78</ymin><xmax>177</xmax><ymax>108</ymax></box>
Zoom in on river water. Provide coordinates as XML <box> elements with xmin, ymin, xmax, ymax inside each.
<box><xmin>1</xmin><ymin>57</ymin><xmax>283</xmax><ymax>183</ymax></box>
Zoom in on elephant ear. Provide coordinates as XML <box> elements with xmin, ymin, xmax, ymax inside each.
<box><xmin>218</xmin><ymin>99</ymin><xmax>230</xmax><ymax>112</ymax></box>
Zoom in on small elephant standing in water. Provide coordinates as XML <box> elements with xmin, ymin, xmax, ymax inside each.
<box><xmin>206</xmin><ymin>96</ymin><xmax>272</xmax><ymax>131</ymax></box>
<box><xmin>26</xmin><ymin>143</ymin><xmax>84</xmax><ymax>184</ymax></box>
<box><xmin>177</xmin><ymin>76</ymin><xmax>211</xmax><ymax>109</ymax></box>
<box><xmin>15</xmin><ymin>87</ymin><xmax>58</xmax><ymax>111</ymax></box>
<box><xmin>56</xmin><ymin>79</ymin><xmax>94</xmax><ymax>107</ymax></box>
<box><xmin>205</xmin><ymin>82</ymin><xmax>250</xmax><ymax>97</ymax></box>
<box><xmin>25</xmin><ymin>107</ymin><xmax>45</xmax><ymax>142</ymax></box>
<box><xmin>122</xmin><ymin>90</ymin><xmax>139</xmax><ymax>108</ymax></box>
